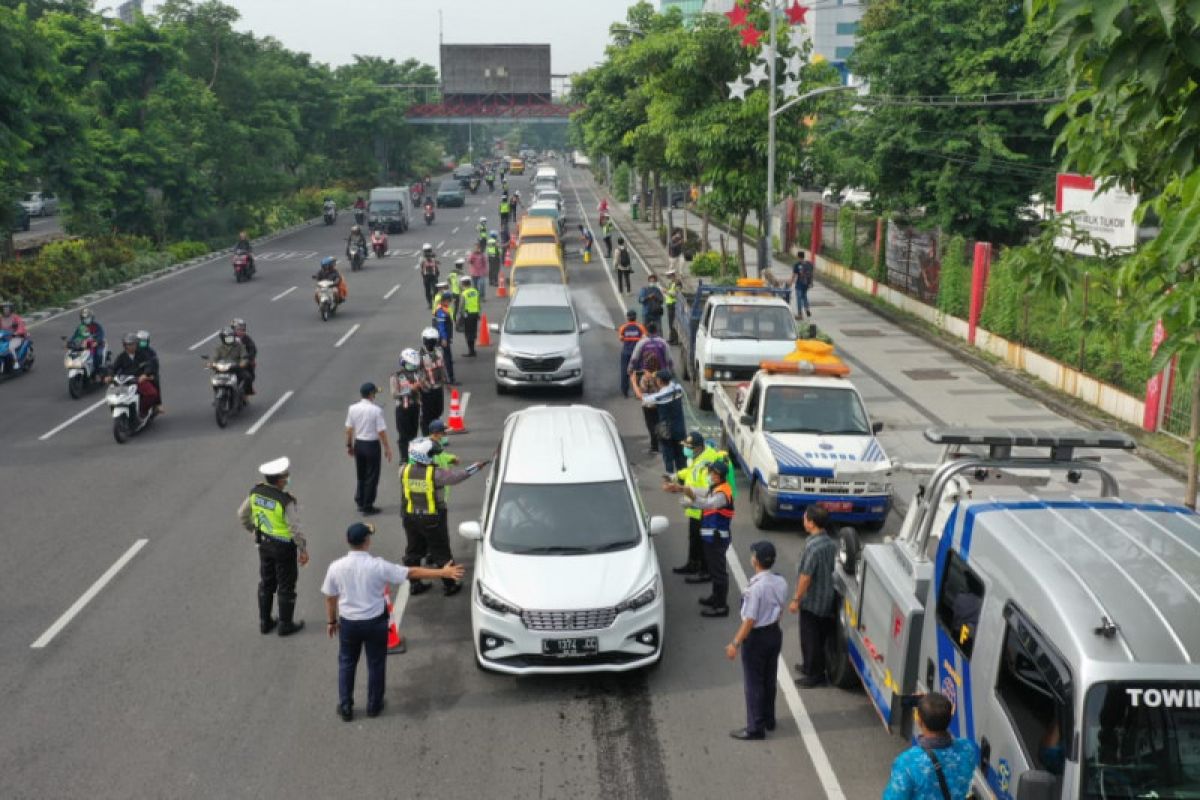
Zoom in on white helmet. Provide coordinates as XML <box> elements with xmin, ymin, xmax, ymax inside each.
<box><xmin>422</xmin><ymin>243</ymin><xmax>433</xmax><ymax>252</ymax></box>
<box><xmin>409</xmin><ymin>438</ymin><xmax>434</xmax><ymax>464</ymax></box>
<box><xmin>421</xmin><ymin>326</ymin><xmax>440</xmax><ymax>347</ymax></box>
<box><xmin>399</xmin><ymin>347</ymin><xmax>421</xmax><ymax>371</ymax></box>
<box><xmin>479</xmin><ymin>216</ymin><xmax>486</xmax><ymax>223</ymax></box>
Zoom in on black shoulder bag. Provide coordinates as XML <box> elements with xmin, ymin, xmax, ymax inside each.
<box><xmin>922</xmin><ymin>747</ymin><xmax>953</xmax><ymax>800</ymax></box>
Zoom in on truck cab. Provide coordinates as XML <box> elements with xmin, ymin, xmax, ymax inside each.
<box><xmin>675</xmin><ymin>280</ymin><xmax>795</xmax><ymax>411</ymax></box>
<box><xmin>830</xmin><ymin>428</ymin><xmax>1200</xmax><ymax>800</ymax></box>
<box><xmin>714</xmin><ymin>360</ymin><xmax>891</xmax><ymax>529</ymax></box>
<box><xmin>367</xmin><ymin>186</ymin><xmax>411</xmax><ymax>234</ymax></box>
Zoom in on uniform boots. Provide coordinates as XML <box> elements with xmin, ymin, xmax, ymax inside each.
<box><xmin>276</xmin><ymin>595</ymin><xmax>305</xmax><ymax>637</ymax></box>
<box><xmin>258</xmin><ymin>590</ymin><xmax>277</xmax><ymax>635</ymax></box>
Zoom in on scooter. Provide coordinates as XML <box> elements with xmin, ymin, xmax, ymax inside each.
<box><xmin>202</xmin><ymin>355</ymin><xmax>246</xmax><ymax>428</ymax></box>
<box><xmin>424</xmin><ymin>204</ymin><xmax>435</xmax><ymax>226</ymax></box>
<box><xmin>353</xmin><ymin>208</ymin><xmax>366</xmax><ymax>227</ymax></box>
<box><xmin>468</xmin><ymin>177</ymin><xmax>480</xmax><ymax>194</ymax></box>
<box><xmin>348</xmin><ymin>243</ymin><xmax>366</xmax><ymax>272</ymax></box>
<box><xmin>315</xmin><ymin>280</ymin><xmax>340</xmax><ymax>322</ymax></box>
<box><xmin>0</xmin><ymin>329</ymin><xmax>34</xmax><ymax>378</ymax></box>
<box><xmin>106</xmin><ymin>374</ymin><xmax>155</xmax><ymax>444</ymax></box>
<box><xmin>371</xmin><ymin>230</ymin><xmax>388</xmax><ymax>258</ymax></box>
<box><xmin>323</xmin><ymin>202</ymin><xmax>337</xmax><ymax>225</ymax></box>
<box><xmin>63</xmin><ymin>336</ymin><xmax>108</xmax><ymax>398</ymax></box>
<box><xmin>232</xmin><ymin>252</ymin><xmax>256</xmax><ymax>282</ymax></box>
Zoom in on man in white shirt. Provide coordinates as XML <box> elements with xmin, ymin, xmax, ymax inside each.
<box><xmin>322</xmin><ymin>522</ymin><xmax>464</xmax><ymax>721</ymax></box>
<box><xmin>345</xmin><ymin>382</ymin><xmax>393</xmax><ymax>515</ymax></box>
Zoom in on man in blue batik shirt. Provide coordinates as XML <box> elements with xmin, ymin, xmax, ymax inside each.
<box><xmin>884</xmin><ymin>692</ymin><xmax>978</xmax><ymax>800</ymax></box>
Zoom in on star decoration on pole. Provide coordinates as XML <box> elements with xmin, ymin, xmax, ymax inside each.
<box><xmin>788</xmin><ymin>24</ymin><xmax>808</xmax><ymax>52</ymax></box>
<box><xmin>739</xmin><ymin>24</ymin><xmax>764</xmax><ymax>48</ymax></box>
<box><xmin>784</xmin><ymin>1</ymin><xmax>810</xmax><ymax>25</ymax></box>
<box><xmin>724</xmin><ymin>2</ymin><xmax>750</xmax><ymax>28</ymax></box>
<box><xmin>722</xmin><ymin>0</ymin><xmax>814</xmax><ymax>103</ymax></box>
<box><xmin>727</xmin><ymin>76</ymin><xmax>752</xmax><ymax>100</ymax></box>
<box><xmin>781</xmin><ymin>75</ymin><xmax>802</xmax><ymax>99</ymax></box>
<box><xmin>786</xmin><ymin>53</ymin><xmax>805</xmax><ymax>78</ymax></box>
<box><xmin>746</xmin><ymin>61</ymin><xmax>769</xmax><ymax>85</ymax></box>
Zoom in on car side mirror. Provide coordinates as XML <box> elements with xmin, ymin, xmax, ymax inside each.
<box><xmin>580</xmin><ymin>323</ymin><xmax>591</xmax><ymax>332</ymax></box>
<box><xmin>872</xmin><ymin>421</ymin><xmax>884</xmax><ymax>434</ymax></box>
<box><xmin>458</xmin><ymin>521</ymin><xmax>482</xmax><ymax>541</ymax></box>
<box><xmin>648</xmin><ymin>516</ymin><xmax>669</xmax><ymax>536</ymax></box>
<box><xmin>740</xmin><ymin>413</ymin><xmax>755</xmax><ymax>428</ymax></box>
<box><xmin>1015</xmin><ymin>771</ymin><xmax>1057</xmax><ymax>800</ymax></box>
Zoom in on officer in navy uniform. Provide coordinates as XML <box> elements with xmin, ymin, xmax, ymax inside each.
<box><xmin>238</xmin><ymin>457</ymin><xmax>309</xmax><ymax>636</ymax></box>
<box><xmin>725</xmin><ymin>541</ymin><xmax>789</xmax><ymax>740</ymax></box>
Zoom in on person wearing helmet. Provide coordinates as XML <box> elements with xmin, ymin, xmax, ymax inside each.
<box><xmin>136</xmin><ymin>329</ymin><xmax>163</xmax><ymax>408</ymax></box>
<box><xmin>69</xmin><ymin>307</ymin><xmax>107</xmax><ymax>373</ymax></box>
<box><xmin>314</xmin><ymin>256</ymin><xmax>347</xmax><ymax>302</ymax></box>
<box><xmin>432</xmin><ymin>293</ymin><xmax>457</xmax><ymax>386</ymax></box>
<box><xmin>459</xmin><ymin>276</ymin><xmax>481</xmax><ymax>356</ymax></box>
<box><xmin>398</xmin><ymin>437</ymin><xmax>487</xmax><ymax>596</ymax></box>
<box><xmin>499</xmin><ymin>192</ymin><xmax>511</xmax><ymax>227</ymax></box>
<box><xmin>233</xmin><ymin>231</ymin><xmax>255</xmax><ymax>271</ymax></box>
<box><xmin>617</xmin><ymin>309</ymin><xmax>647</xmax><ymax>398</ymax></box>
<box><xmin>346</xmin><ymin>225</ymin><xmax>368</xmax><ymax>264</ymax></box>
<box><xmin>213</xmin><ymin>326</ymin><xmax>249</xmax><ymax>395</ymax></box>
<box><xmin>0</xmin><ymin>300</ymin><xmax>29</xmax><ymax>373</ymax></box>
<box><xmin>390</xmin><ymin>348</ymin><xmax>424</xmax><ymax>463</ymax></box>
<box><xmin>511</xmin><ymin>190</ymin><xmax>522</xmax><ymax>218</ymax></box>
<box><xmin>448</xmin><ymin>258</ymin><xmax>464</xmax><ymax>296</ymax></box>
<box><xmin>418</xmin><ymin>244</ymin><xmax>440</xmax><ymax>306</ymax></box>
<box><xmin>231</xmin><ymin>318</ymin><xmax>257</xmax><ymax>395</ymax></box>
<box><xmin>430</xmin><ymin>279</ymin><xmax>453</xmax><ymax>315</ymax></box>
<box><xmin>108</xmin><ymin>332</ymin><xmax>160</xmax><ymax>417</ymax></box>
<box><xmin>418</xmin><ymin>327</ymin><xmax>447</xmax><ymax>434</ymax></box>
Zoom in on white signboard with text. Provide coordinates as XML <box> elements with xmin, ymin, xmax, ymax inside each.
<box><xmin>1054</xmin><ymin>173</ymin><xmax>1139</xmax><ymax>253</ymax></box>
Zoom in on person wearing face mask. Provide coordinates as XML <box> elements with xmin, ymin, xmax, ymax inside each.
<box><xmin>664</xmin><ymin>459</ymin><xmax>735</xmax><ymax>617</ymax></box>
<box><xmin>672</xmin><ymin>431</ymin><xmax>725</xmax><ymax>580</ymax></box>
<box><xmin>238</xmin><ymin>457</ymin><xmax>310</xmax><ymax>637</ymax></box>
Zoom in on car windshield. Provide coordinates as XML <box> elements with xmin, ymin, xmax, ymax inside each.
<box><xmin>24</xmin><ymin>192</ymin><xmax>37</xmax><ymax>202</ymax></box>
<box><xmin>504</xmin><ymin>305</ymin><xmax>575</xmax><ymax>334</ymax></box>
<box><xmin>1082</xmin><ymin>682</ymin><xmax>1200</xmax><ymax>800</ymax></box>
<box><xmin>530</xmin><ymin>206</ymin><xmax>559</xmax><ymax>218</ymax></box>
<box><xmin>491</xmin><ymin>481</ymin><xmax>640</xmax><ymax>554</ymax></box>
<box><xmin>369</xmin><ymin>201</ymin><xmax>400</xmax><ymax>213</ymax></box>
<box><xmin>520</xmin><ymin>235</ymin><xmax>557</xmax><ymax>247</ymax></box>
<box><xmin>439</xmin><ymin>182</ymin><xmax>460</xmax><ymax>193</ymax></box>
<box><xmin>710</xmin><ymin>305</ymin><xmax>796</xmax><ymax>340</ymax></box>
<box><xmin>512</xmin><ymin>267</ymin><xmax>563</xmax><ymax>286</ymax></box>
<box><xmin>762</xmin><ymin>386</ymin><xmax>871</xmax><ymax>435</ymax></box>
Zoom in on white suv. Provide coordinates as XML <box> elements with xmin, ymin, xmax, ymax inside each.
<box><xmin>459</xmin><ymin>405</ymin><xmax>668</xmax><ymax>674</ymax></box>
<box><xmin>494</xmin><ymin>284</ymin><xmax>587</xmax><ymax>394</ymax></box>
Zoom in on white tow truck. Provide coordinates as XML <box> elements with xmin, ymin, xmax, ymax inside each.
<box><xmin>713</xmin><ymin>359</ymin><xmax>892</xmax><ymax>529</ymax></box>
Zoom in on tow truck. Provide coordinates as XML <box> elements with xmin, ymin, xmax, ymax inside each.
<box><xmin>826</xmin><ymin>428</ymin><xmax>1200</xmax><ymax>800</ymax></box>
<box><xmin>674</xmin><ymin>280</ymin><xmax>795</xmax><ymax>411</ymax></box>
<box><xmin>713</xmin><ymin>355</ymin><xmax>892</xmax><ymax>529</ymax></box>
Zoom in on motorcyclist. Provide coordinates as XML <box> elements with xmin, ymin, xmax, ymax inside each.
<box><xmin>313</xmin><ymin>256</ymin><xmax>348</xmax><ymax>302</ymax></box>
<box><xmin>108</xmin><ymin>332</ymin><xmax>160</xmax><ymax>418</ymax></box>
<box><xmin>418</xmin><ymin>326</ymin><xmax>448</xmax><ymax>434</ymax></box>
<box><xmin>0</xmin><ymin>300</ymin><xmax>29</xmax><ymax>373</ymax></box>
<box><xmin>346</xmin><ymin>225</ymin><xmax>369</xmax><ymax>265</ymax></box>
<box><xmin>136</xmin><ymin>329</ymin><xmax>164</xmax><ymax>411</ymax></box>
<box><xmin>370</xmin><ymin>227</ymin><xmax>388</xmax><ymax>256</ymax></box>
<box><xmin>423</xmin><ymin>196</ymin><xmax>435</xmax><ymax>221</ymax></box>
<box><xmin>418</xmin><ymin>243</ymin><xmax>440</xmax><ymax>306</ymax></box>
<box><xmin>69</xmin><ymin>307</ymin><xmax>107</xmax><ymax>373</ymax></box>
<box><xmin>485</xmin><ymin>172</ymin><xmax>495</xmax><ymax>192</ymax></box>
<box><xmin>232</xmin><ymin>318</ymin><xmax>257</xmax><ymax>396</ymax></box>
<box><xmin>212</xmin><ymin>326</ymin><xmax>250</xmax><ymax>395</ymax></box>
<box><xmin>323</xmin><ymin>198</ymin><xmax>337</xmax><ymax>220</ymax></box>
<box><xmin>233</xmin><ymin>231</ymin><xmax>255</xmax><ymax>270</ymax></box>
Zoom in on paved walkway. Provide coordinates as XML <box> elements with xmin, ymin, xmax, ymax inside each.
<box><xmin>591</xmin><ymin>176</ymin><xmax>1186</xmax><ymax>505</ymax></box>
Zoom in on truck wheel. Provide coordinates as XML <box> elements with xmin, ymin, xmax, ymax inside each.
<box><xmin>837</xmin><ymin>527</ymin><xmax>862</xmax><ymax>576</ymax></box>
<box><xmin>693</xmin><ymin>378</ymin><xmax>711</xmax><ymax>412</ymax></box>
<box><xmin>681</xmin><ymin>358</ymin><xmax>690</xmax><ymax>381</ymax></box>
<box><xmin>750</xmin><ymin>481</ymin><xmax>773</xmax><ymax>530</ymax></box>
<box><xmin>824</xmin><ymin>610</ymin><xmax>859</xmax><ymax>691</ymax></box>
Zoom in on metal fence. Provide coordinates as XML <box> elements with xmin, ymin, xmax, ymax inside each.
<box><xmin>1160</xmin><ymin>361</ymin><xmax>1193</xmax><ymax>441</ymax></box>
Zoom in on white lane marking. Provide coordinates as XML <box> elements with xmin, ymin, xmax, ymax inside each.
<box><xmin>334</xmin><ymin>323</ymin><xmax>361</xmax><ymax>349</ymax></box>
<box><xmin>31</xmin><ymin>539</ymin><xmax>149</xmax><ymax>648</ymax></box>
<box><xmin>188</xmin><ymin>329</ymin><xmax>221</xmax><ymax>351</ymax></box>
<box><xmin>271</xmin><ymin>286</ymin><xmax>297</xmax><ymax>302</ymax></box>
<box><xmin>436</xmin><ymin>240</ymin><xmax>445</xmax><ymax>249</ymax></box>
<box><xmin>245</xmin><ymin>390</ymin><xmax>294</xmax><ymax>436</ymax></box>
<box><xmin>38</xmin><ymin>398</ymin><xmax>107</xmax><ymax>441</ymax></box>
<box><xmin>383</xmin><ymin>284</ymin><xmax>401</xmax><ymax>300</ymax></box>
<box><xmin>725</xmin><ymin>551</ymin><xmax>846</xmax><ymax>799</ymax></box>
<box><xmin>451</xmin><ymin>227</ymin><xmax>459</xmax><ymax>235</ymax></box>
<box><xmin>459</xmin><ymin>391</ymin><xmax>471</xmax><ymax>421</ymax></box>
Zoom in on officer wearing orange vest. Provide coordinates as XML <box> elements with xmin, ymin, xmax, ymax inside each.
<box><xmin>617</xmin><ymin>309</ymin><xmax>647</xmax><ymax>398</ymax></box>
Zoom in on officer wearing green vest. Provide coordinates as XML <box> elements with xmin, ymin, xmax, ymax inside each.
<box><xmin>399</xmin><ymin>438</ymin><xmax>487</xmax><ymax>597</ymax></box>
<box><xmin>665</xmin><ymin>269</ymin><xmax>682</xmax><ymax>344</ymax></box>
<box><xmin>430</xmin><ymin>279</ymin><xmax>460</xmax><ymax>320</ymax></box>
<box><xmin>459</xmin><ymin>276</ymin><xmax>481</xmax><ymax>356</ymax></box>
<box><xmin>672</xmin><ymin>432</ymin><xmax>735</xmax><ymax>581</ymax></box>
<box><xmin>238</xmin><ymin>457</ymin><xmax>309</xmax><ymax>636</ymax></box>
<box><xmin>486</xmin><ymin>235</ymin><xmax>501</xmax><ymax>288</ymax></box>
<box><xmin>447</xmin><ymin>259</ymin><xmax>463</xmax><ymax>295</ymax></box>
<box><xmin>499</xmin><ymin>194</ymin><xmax>511</xmax><ymax>227</ymax></box>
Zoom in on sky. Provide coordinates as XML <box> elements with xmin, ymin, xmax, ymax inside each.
<box><xmin>145</xmin><ymin>0</ymin><xmax>637</xmax><ymax>75</ymax></box>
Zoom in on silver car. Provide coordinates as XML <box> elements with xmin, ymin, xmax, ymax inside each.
<box><xmin>494</xmin><ymin>284</ymin><xmax>588</xmax><ymax>394</ymax></box>
<box><xmin>22</xmin><ymin>191</ymin><xmax>58</xmax><ymax>216</ymax></box>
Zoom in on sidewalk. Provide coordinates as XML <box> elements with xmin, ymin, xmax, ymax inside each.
<box><xmin>590</xmin><ymin>175</ymin><xmax>1186</xmax><ymax>505</ymax></box>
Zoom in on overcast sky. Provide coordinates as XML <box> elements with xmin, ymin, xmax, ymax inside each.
<box><xmin>146</xmin><ymin>1</ymin><xmax>636</xmax><ymax>75</ymax></box>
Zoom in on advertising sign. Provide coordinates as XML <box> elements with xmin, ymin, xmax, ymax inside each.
<box><xmin>1054</xmin><ymin>173</ymin><xmax>1139</xmax><ymax>252</ymax></box>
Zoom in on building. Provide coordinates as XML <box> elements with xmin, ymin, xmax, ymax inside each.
<box><xmin>661</xmin><ymin>0</ymin><xmax>706</xmax><ymax>23</ymax></box>
<box><xmin>115</xmin><ymin>0</ymin><xmax>142</xmax><ymax>24</ymax></box>
<box><xmin>701</xmin><ymin>0</ymin><xmax>736</xmax><ymax>12</ymax></box>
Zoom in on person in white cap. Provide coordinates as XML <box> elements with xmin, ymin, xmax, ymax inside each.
<box><xmin>238</xmin><ymin>457</ymin><xmax>309</xmax><ymax>636</ymax></box>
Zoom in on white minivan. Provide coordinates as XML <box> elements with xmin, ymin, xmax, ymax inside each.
<box><xmin>459</xmin><ymin>405</ymin><xmax>668</xmax><ymax>674</ymax></box>
<box><xmin>494</xmin><ymin>284</ymin><xmax>586</xmax><ymax>394</ymax></box>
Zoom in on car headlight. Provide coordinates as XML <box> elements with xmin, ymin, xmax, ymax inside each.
<box><xmin>476</xmin><ymin>581</ymin><xmax>521</xmax><ymax>616</ymax></box>
<box><xmin>615</xmin><ymin>581</ymin><xmax>658</xmax><ymax>614</ymax></box>
<box><xmin>566</xmin><ymin>346</ymin><xmax>581</xmax><ymax>360</ymax></box>
<box><xmin>779</xmin><ymin>475</ymin><xmax>803</xmax><ymax>490</ymax></box>
<box><xmin>496</xmin><ymin>347</ymin><xmax>515</xmax><ymax>360</ymax></box>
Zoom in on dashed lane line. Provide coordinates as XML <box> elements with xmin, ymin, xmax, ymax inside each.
<box><xmin>38</xmin><ymin>398</ymin><xmax>107</xmax><ymax>441</ymax></box>
<box><xmin>334</xmin><ymin>323</ymin><xmax>361</xmax><ymax>349</ymax></box>
<box><xmin>31</xmin><ymin>539</ymin><xmax>149</xmax><ymax>649</ymax></box>
<box><xmin>188</xmin><ymin>330</ymin><xmax>221</xmax><ymax>351</ymax></box>
<box><xmin>245</xmin><ymin>390</ymin><xmax>294</xmax><ymax>436</ymax></box>
<box><xmin>271</xmin><ymin>286</ymin><xmax>297</xmax><ymax>302</ymax></box>
<box><xmin>383</xmin><ymin>284</ymin><xmax>401</xmax><ymax>300</ymax></box>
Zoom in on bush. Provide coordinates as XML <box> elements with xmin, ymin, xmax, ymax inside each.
<box><xmin>167</xmin><ymin>241</ymin><xmax>209</xmax><ymax>262</ymax></box>
<box><xmin>937</xmin><ymin>235</ymin><xmax>969</xmax><ymax>318</ymax></box>
<box><xmin>613</xmin><ymin>164</ymin><xmax>631</xmax><ymax>202</ymax></box>
<box><xmin>690</xmin><ymin>250</ymin><xmax>738</xmax><ymax>279</ymax></box>
<box><xmin>0</xmin><ymin>235</ymin><xmax>171</xmax><ymax>312</ymax></box>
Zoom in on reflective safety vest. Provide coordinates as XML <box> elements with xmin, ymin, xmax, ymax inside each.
<box><xmin>249</xmin><ymin>484</ymin><xmax>294</xmax><ymax>541</ymax></box>
<box><xmin>486</xmin><ymin>243</ymin><xmax>500</xmax><ymax>259</ymax></box>
<box><xmin>500</xmin><ymin>201</ymin><xmax>510</xmax><ymax>215</ymax></box>
<box><xmin>700</xmin><ymin>482</ymin><xmax>734</xmax><ymax>538</ymax></box>
<box><xmin>402</xmin><ymin>464</ymin><xmax>437</xmax><ymax>516</ymax></box>
<box><xmin>618</xmin><ymin>321</ymin><xmax>646</xmax><ymax>347</ymax></box>
<box><xmin>665</xmin><ymin>283</ymin><xmax>679</xmax><ymax>306</ymax></box>
<box><xmin>448</xmin><ymin>272</ymin><xmax>462</xmax><ymax>294</ymax></box>
<box><xmin>677</xmin><ymin>446</ymin><xmax>721</xmax><ymax>520</ymax></box>
<box><xmin>462</xmin><ymin>287</ymin><xmax>480</xmax><ymax>314</ymax></box>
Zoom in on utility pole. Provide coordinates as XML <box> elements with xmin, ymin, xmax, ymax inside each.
<box><xmin>761</xmin><ymin>0</ymin><xmax>779</xmax><ymax>279</ymax></box>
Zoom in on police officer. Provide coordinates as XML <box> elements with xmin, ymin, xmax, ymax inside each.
<box><xmin>399</xmin><ymin>439</ymin><xmax>487</xmax><ymax>597</ymax></box>
<box><xmin>486</xmin><ymin>235</ymin><xmax>502</xmax><ymax>288</ymax></box>
<box><xmin>617</xmin><ymin>309</ymin><xmax>646</xmax><ymax>398</ymax></box>
<box><xmin>390</xmin><ymin>348</ymin><xmax>423</xmax><ymax>463</ymax></box>
<box><xmin>664</xmin><ymin>459</ymin><xmax>734</xmax><ymax>617</ymax></box>
<box><xmin>664</xmin><ymin>270</ymin><xmax>682</xmax><ymax>345</ymax></box>
<box><xmin>459</xmin><ymin>276</ymin><xmax>481</xmax><ymax>356</ymax></box>
<box><xmin>418</xmin><ymin>244</ymin><xmax>440</xmax><ymax>306</ymax></box>
<box><xmin>238</xmin><ymin>457</ymin><xmax>309</xmax><ymax>636</ymax></box>
<box><xmin>725</xmin><ymin>540</ymin><xmax>789</xmax><ymax>740</ymax></box>
<box><xmin>448</xmin><ymin>258</ymin><xmax>464</xmax><ymax>295</ymax></box>
<box><xmin>418</xmin><ymin>327</ymin><xmax>447</xmax><ymax>434</ymax></box>
<box><xmin>433</xmin><ymin>294</ymin><xmax>456</xmax><ymax>385</ymax></box>
<box><xmin>499</xmin><ymin>193</ymin><xmax>511</xmax><ymax>228</ymax></box>
<box><xmin>673</xmin><ymin>431</ymin><xmax>723</xmax><ymax>579</ymax></box>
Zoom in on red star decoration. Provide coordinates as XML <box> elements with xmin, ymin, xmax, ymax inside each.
<box><xmin>784</xmin><ymin>1</ymin><xmax>810</xmax><ymax>25</ymax></box>
<box><xmin>725</xmin><ymin>3</ymin><xmax>749</xmax><ymax>28</ymax></box>
<box><xmin>739</xmin><ymin>23</ymin><xmax>764</xmax><ymax>48</ymax></box>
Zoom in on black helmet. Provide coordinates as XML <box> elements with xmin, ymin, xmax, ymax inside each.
<box><xmin>219</xmin><ymin>327</ymin><xmax>236</xmax><ymax>345</ymax></box>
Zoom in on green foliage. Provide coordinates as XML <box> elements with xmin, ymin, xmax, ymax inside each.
<box><xmin>613</xmin><ymin>163</ymin><xmax>632</xmax><ymax>202</ymax></box>
<box><xmin>979</xmin><ymin>248</ymin><xmax>1024</xmax><ymax>340</ymax></box>
<box><xmin>690</xmin><ymin>250</ymin><xmax>738</xmax><ymax>279</ymax></box>
<box><xmin>936</xmin><ymin>235</ymin><xmax>970</xmax><ymax>317</ymax></box>
<box><xmin>0</xmin><ymin>236</ymin><xmax>171</xmax><ymax>311</ymax></box>
<box><xmin>838</xmin><ymin>211</ymin><xmax>858</xmax><ymax>271</ymax></box>
<box><xmin>167</xmin><ymin>240</ymin><xmax>209</xmax><ymax>261</ymax></box>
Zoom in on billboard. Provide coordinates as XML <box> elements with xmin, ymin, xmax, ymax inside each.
<box><xmin>441</xmin><ymin>45</ymin><xmax>551</xmax><ymax>97</ymax></box>
<box><xmin>1054</xmin><ymin>173</ymin><xmax>1139</xmax><ymax>253</ymax></box>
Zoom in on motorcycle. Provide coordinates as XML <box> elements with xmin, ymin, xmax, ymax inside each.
<box><xmin>424</xmin><ymin>204</ymin><xmax>435</xmax><ymax>226</ymax></box>
<box><xmin>63</xmin><ymin>336</ymin><xmax>108</xmax><ymax>398</ymax></box>
<box><xmin>202</xmin><ymin>355</ymin><xmax>246</xmax><ymax>428</ymax></box>
<box><xmin>323</xmin><ymin>202</ymin><xmax>337</xmax><ymax>225</ymax></box>
<box><xmin>371</xmin><ymin>230</ymin><xmax>388</xmax><ymax>258</ymax></box>
<box><xmin>348</xmin><ymin>243</ymin><xmax>365</xmax><ymax>272</ymax></box>
<box><xmin>106</xmin><ymin>374</ymin><xmax>155</xmax><ymax>443</ymax></box>
<box><xmin>353</xmin><ymin>207</ymin><xmax>366</xmax><ymax>226</ymax></box>
<box><xmin>315</xmin><ymin>279</ymin><xmax>340</xmax><ymax>322</ymax></box>
<box><xmin>468</xmin><ymin>177</ymin><xmax>480</xmax><ymax>194</ymax></box>
<box><xmin>0</xmin><ymin>329</ymin><xmax>34</xmax><ymax>378</ymax></box>
<box><xmin>232</xmin><ymin>252</ymin><xmax>256</xmax><ymax>282</ymax></box>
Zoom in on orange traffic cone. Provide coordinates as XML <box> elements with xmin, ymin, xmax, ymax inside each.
<box><xmin>385</xmin><ymin>590</ymin><xmax>405</xmax><ymax>654</ymax></box>
<box><xmin>447</xmin><ymin>387</ymin><xmax>467</xmax><ymax>433</ymax></box>
<box><xmin>503</xmin><ymin>249</ymin><xmax>513</xmax><ymax>268</ymax></box>
<box><xmin>478</xmin><ymin>314</ymin><xmax>492</xmax><ymax>347</ymax></box>
<box><xmin>497</xmin><ymin>275</ymin><xmax>508</xmax><ymax>298</ymax></box>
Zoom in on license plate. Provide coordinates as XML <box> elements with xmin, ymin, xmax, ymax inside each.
<box><xmin>819</xmin><ymin>501</ymin><xmax>853</xmax><ymax>512</ymax></box>
<box><xmin>541</xmin><ymin>637</ymin><xmax>599</xmax><ymax>657</ymax></box>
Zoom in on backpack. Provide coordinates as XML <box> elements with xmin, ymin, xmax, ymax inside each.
<box><xmin>640</xmin><ymin>337</ymin><xmax>669</xmax><ymax>371</ymax></box>
<box><xmin>618</xmin><ymin>247</ymin><xmax>631</xmax><ymax>269</ymax></box>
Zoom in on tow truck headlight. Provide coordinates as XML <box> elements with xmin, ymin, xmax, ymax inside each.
<box><xmin>615</xmin><ymin>581</ymin><xmax>658</xmax><ymax>614</ymax></box>
<box><xmin>476</xmin><ymin>581</ymin><xmax>521</xmax><ymax>616</ymax></box>
<box><xmin>779</xmin><ymin>475</ymin><xmax>803</xmax><ymax>490</ymax></box>
<box><xmin>767</xmin><ymin>472</ymin><xmax>779</xmax><ymax>489</ymax></box>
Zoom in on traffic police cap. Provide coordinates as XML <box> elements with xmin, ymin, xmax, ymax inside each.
<box><xmin>409</xmin><ymin>438</ymin><xmax>434</xmax><ymax>464</ymax></box>
<box><xmin>346</xmin><ymin>522</ymin><xmax>374</xmax><ymax>545</ymax></box>
<box><xmin>428</xmin><ymin>419</ymin><xmax>447</xmax><ymax>434</ymax></box>
<box><xmin>259</xmin><ymin>457</ymin><xmax>290</xmax><ymax>477</ymax></box>
<box><xmin>749</xmin><ymin>540</ymin><xmax>776</xmax><ymax>567</ymax></box>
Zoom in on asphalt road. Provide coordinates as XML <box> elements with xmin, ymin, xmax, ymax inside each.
<box><xmin>12</xmin><ymin>211</ymin><xmax>63</xmax><ymax>245</ymax></box>
<box><xmin>0</xmin><ymin>167</ymin><xmax>905</xmax><ymax>799</ymax></box>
